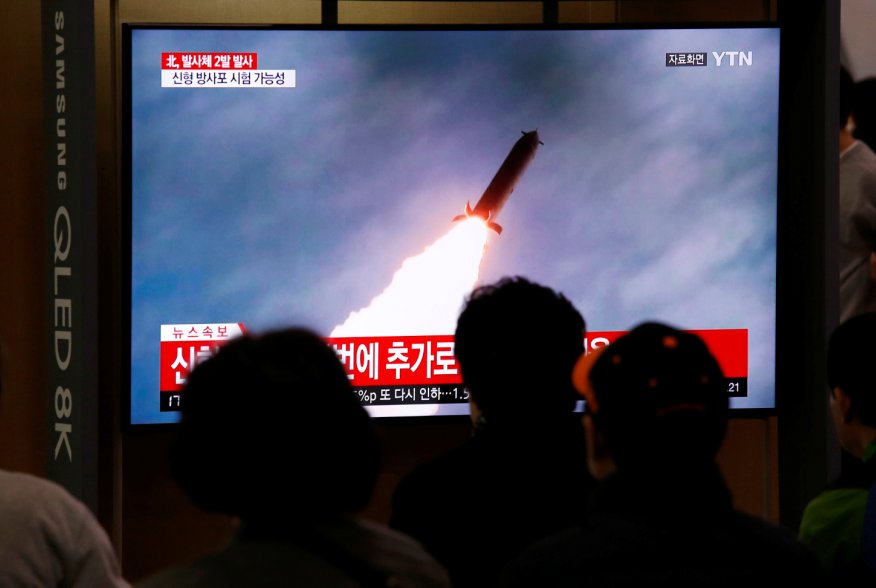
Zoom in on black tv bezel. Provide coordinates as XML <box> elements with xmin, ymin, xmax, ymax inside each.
<box><xmin>120</xmin><ymin>20</ymin><xmax>782</xmax><ymax>431</ymax></box>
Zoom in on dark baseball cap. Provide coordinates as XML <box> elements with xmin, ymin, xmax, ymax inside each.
<box><xmin>572</xmin><ymin>322</ymin><xmax>728</xmax><ymax>464</ymax></box>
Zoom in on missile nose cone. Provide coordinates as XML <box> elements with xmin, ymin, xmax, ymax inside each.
<box><xmin>521</xmin><ymin>129</ymin><xmax>543</xmax><ymax>147</ymax></box>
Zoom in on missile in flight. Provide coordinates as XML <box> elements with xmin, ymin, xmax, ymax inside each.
<box><xmin>452</xmin><ymin>130</ymin><xmax>542</xmax><ymax>234</ymax></box>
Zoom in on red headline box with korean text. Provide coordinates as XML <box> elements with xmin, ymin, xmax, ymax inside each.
<box><xmin>327</xmin><ymin>328</ymin><xmax>747</xmax><ymax>389</ymax></box>
<box><xmin>158</xmin><ymin>326</ymin><xmax>746</xmax><ymax>394</ymax></box>
<box><xmin>328</xmin><ymin>335</ymin><xmax>460</xmax><ymax>387</ymax></box>
<box><xmin>586</xmin><ymin>329</ymin><xmax>747</xmax><ymax>378</ymax></box>
<box><xmin>159</xmin><ymin>323</ymin><xmax>246</xmax><ymax>392</ymax></box>
<box><xmin>161</xmin><ymin>52</ymin><xmax>258</xmax><ymax>70</ymax></box>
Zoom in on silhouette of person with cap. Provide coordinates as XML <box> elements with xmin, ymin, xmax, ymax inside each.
<box><xmin>389</xmin><ymin>276</ymin><xmax>596</xmax><ymax>588</ymax></box>
<box><xmin>501</xmin><ymin>322</ymin><xmax>825</xmax><ymax>587</ymax></box>
<box><xmin>798</xmin><ymin>311</ymin><xmax>876</xmax><ymax>581</ymax></box>
<box><xmin>134</xmin><ymin>327</ymin><xmax>451</xmax><ymax>588</ymax></box>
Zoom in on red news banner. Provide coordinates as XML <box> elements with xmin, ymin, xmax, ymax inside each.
<box><xmin>160</xmin><ymin>52</ymin><xmax>295</xmax><ymax>88</ymax></box>
<box><xmin>161</xmin><ymin>52</ymin><xmax>258</xmax><ymax>70</ymax></box>
<box><xmin>159</xmin><ymin>323</ymin><xmax>246</xmax><ymax>411</ymax></box>
<box><xmin>159</xmin><ymin>325</ymin><xmax>748</xmax><ymax>411</ymax></box>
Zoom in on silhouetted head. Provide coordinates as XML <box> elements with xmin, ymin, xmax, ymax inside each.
<box><xmin>853</xmin><ymin>77</ymin><xmax>876</xmax><ymax>150</ymax></box>
<box><xmin>841</xmin><ymin>65</ymin><xmax>855</xmax><ymax>128</ymax></box>
<box><xmin>827</xmin><ymin>312</ymin><xmax>876</xmax><ymax>428</ymax></box>
<box><xmin>454</xmin><ymin>276</ymin><xmax>586</xmax><ymax>422</ymax></box>
<box><xmin>169</xmin><ymin>327</ymin><xmax>380</xmax><ymax>523</ymax></box>
<box><xmin>573</xmin><ymin>322</ymin><xmax>728</xmax><ymax>470</ymax></box>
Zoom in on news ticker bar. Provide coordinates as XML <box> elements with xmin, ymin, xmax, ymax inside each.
<box><xmin>159</xmin><ymin>378</ymin><xmax>746</xmax><ymax>412</ymax></box>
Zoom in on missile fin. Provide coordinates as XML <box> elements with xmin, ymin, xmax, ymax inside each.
<box><xmin>452</xmin><ymin>201</ymin><xmax>475</xmax><ymax>223</ymax></box>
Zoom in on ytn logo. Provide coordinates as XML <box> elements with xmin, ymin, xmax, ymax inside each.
<box><xmin>712</xmin><ymin>51</ymin><xmax>753</xmax><ymax>66</ymax></box>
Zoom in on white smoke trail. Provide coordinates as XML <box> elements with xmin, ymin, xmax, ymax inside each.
<box><xmin>330</xmin><ymin>218</ymin><xmax>489</xmax><ymax>337</ymax></box>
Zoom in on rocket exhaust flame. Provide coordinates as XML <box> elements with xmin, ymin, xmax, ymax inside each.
<box><xmin>330</xmin><ymin>218</ymin><xmax>489</xmax><ymax>337</ymax></box>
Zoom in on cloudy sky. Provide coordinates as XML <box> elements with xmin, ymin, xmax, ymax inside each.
<box><xmin>129</xmin><ymin>26</ymin><xmax>780</xmax><ymax>424</ymax></box>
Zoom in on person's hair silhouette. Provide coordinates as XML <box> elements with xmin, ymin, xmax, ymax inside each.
<box><xmin>170</xmin><ymin>327</ymin><xmax>380</xmax><ymax>521</ymax></box>
<box><xmin>137</xmin><ymin>327</ymin><xmax>451</xmax><ymax>588</ymax></box>
<box><xmin>454</xmin><ymin>275</ymin><xmax>586</xmax><ymax>423</ymax></box>
<box><xmin>391</xmin><ymin>276</ymin><xmax>595</xmax><ymax>588</ymax></box>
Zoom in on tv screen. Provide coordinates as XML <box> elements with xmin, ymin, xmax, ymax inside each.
<box><xmin>125</xmin><ymin>24</ymin><xmax>780</xmax><ymax>426</ymax></box>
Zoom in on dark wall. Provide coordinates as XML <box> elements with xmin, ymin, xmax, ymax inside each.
<box><xmin>0</xmin><ymin>1</ymin><xmax>47</xmax><ymax>474</ymax></box>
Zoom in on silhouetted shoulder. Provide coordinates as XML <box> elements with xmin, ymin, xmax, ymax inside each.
<box><xmin>502</xmin><ymin>511</ymin><xmax>826</xmax><ymax>588</ymax></box>
<box><xmin>135</xmin><ymin>517</ymin><xmax>451</xmax><ymax>588</ymax></box>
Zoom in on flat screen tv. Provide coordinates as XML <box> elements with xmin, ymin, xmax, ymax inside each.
<box><xmin>124</xmin><ymin>23</ymin><xmax>780</xmax><ymax>426</ymax></box>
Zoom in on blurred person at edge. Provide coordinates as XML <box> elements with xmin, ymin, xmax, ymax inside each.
<box><xmin>838</xmin><ymin>65</ymin><xmax>876</xmax><ymax>323</ymax></box>
<box><xmin>799</xmin><ymin>312</ymin><xmax>876</xmax><ymax>581</ymax></box>
<box><xmin>0</xmin><ymin>340</ymin><xmax>131</xmax><ymax>587</ymax></box>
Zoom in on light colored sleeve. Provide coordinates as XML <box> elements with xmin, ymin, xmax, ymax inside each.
<box><xmin>62</xmin><ymin>496</ymin><xmax>132</xmax><ymax>588</ymax></box>
<box><xmin>0</xmin><ymin>471</ymin><xmax>131</xmax><ymax>588</ymax></box>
